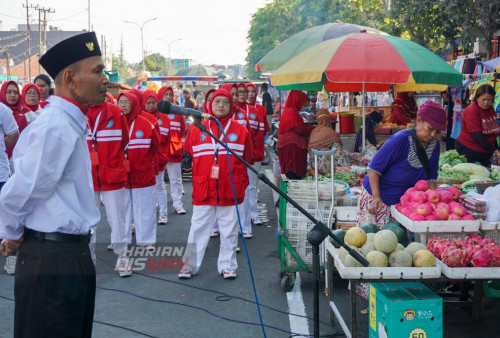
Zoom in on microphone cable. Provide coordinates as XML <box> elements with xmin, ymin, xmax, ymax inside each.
<box><xmin>211</xmin><ymin>117</ymin><xmax>267</xmax><ymax>338</ymax></box>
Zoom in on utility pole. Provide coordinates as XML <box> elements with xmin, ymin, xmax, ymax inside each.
<box><xmin>38</xmin><ymin>8</ymin><xmax>41</xmax><ymax>73</ymax></box>
<box><xmin>42</xmin><ymin>7</ymin><xmax>55</xmax><ymax>56</ymax></box>
<box><xmin>88</xmin><ymin>0</ymin><xmax>91</xmax><ymax>31</ymax></box>
<box><xmin>32</xmin><ymin>6</ymin><xmax>54</xmax><ymax>75</ymax></box>
<box><xmin>23</xmin><ymin>1</ymin><xmax>36</xmax><ymax>80</ymax></box>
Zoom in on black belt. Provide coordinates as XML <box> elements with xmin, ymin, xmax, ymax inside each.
<box><xmin>25</xmin><ymin>228</ymin><xmax>92</xmax><ymax>244</ymax></box>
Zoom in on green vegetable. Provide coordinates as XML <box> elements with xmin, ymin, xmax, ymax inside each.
<box><xmin>439</xmin><ymin>169</ymin><xmax>470</xmax><ymax>180</ymax></box>
<box><xmin>439</xmin><ymin>150</ymin><xmax>467</xmax><ymax>170</ymax></box>
<box><xmin>452</xmin><ymin>163</ymin><xmax>490</xmax><ymax>178</ymax></box>
<box><xmin>491</xmin><ymin>170</ymin><xmax>500</xmax><ymax>181</ymax></box>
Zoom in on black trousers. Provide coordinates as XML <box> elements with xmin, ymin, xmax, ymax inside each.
<box><xmin>14</xmin><ymin>235</ymin><xmax>96</xmax><ymax>338</ymax></box>
<box><xmin>455</xmin><ymin>140</ymin><xmax>492</xmax><ymax>167</ymax></box>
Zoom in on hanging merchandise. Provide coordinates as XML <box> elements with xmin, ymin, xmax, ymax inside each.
<box><xmin>450</xmin><ymin>98</ymin><xmax>463</xmax><ymax>140</ymax></box>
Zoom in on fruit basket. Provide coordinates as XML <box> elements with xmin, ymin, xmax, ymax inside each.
<box><xmin>391</xmin><ymin>206</ymin><xmax>480</xmax><ymax>235</ymax></box>
<box><xmin>326</xmin><ymin>243</ymin><xmax>441</xmax><ymax>280</ymax></box>
<box><xmin>436</xmin><ymin>260</ymin><xmax>500</xmax><ymax>279</ymax></box>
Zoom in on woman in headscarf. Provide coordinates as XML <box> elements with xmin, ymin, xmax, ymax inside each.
<box><xmin>20</xmin><ymin>83</ymin><xmax>41</xmax><ymax>122</ymax></box>
<box><xmin>354</xmin><ymin>110</ymin><xmax>384</xmax><ymax>153</ymax></box>
<box><xmin>179</xmin><ymin>88</ymin><xmax>253</xmax><ymax>280</ymax></box>
<box><xmin>0</xmin><ymin>81</ymin><xmax>29</xmax><ymax>159</ymax></box>
<box><xmin>157</xmin><ymin>86</ymin><xmax>188</xmax><ymax>215</ymax></box>
<box><xmin>388</xmin><ymin>92</ymin><xmax>417</xmax><ymax>126</ymax></box>
<box><xmin>117</xmin><ymin>91</ymin><xmax>159</xmax><ymax>261</ymax></box>
<box><xmin>307</xmin><ymin>108</ymin><xmax>341</xmax><ymax>175</ymax></box>
<box><xmin>277</xmin><ymin>90</ymin><xmax>314</xmax><ymax>179</ymax></box>
<box><xmin>203</xmin><ymin>88</ymin><xmax>216</xmax><ymax>114</ymax></box>
<box><xmin>33</xmin><ymin>74</ymin><xmax>52</xmax><ymax>108</ymax></box>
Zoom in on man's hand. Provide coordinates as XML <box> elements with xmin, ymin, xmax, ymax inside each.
<box><xmin>1</xmin><ymin>238</ymin><xmax>24</xmax><ymax>256</ymax></box>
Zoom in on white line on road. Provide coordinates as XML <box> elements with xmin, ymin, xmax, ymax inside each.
<box><xmin>287</xmin><ymin>273</ymin><xmax>310</xmax><ymax>336</ymax></box>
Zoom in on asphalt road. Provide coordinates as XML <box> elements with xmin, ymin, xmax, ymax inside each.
<box><xmin>1</xmin><ymin>162</ymin><xmax>500</xmax><ymax>337</ymax></box>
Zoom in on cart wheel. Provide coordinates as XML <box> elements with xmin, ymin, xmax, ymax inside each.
<box><xmin>281</xmin><ymin>273</ymin><xmax>296</xmax><ymax>292</ymax></box>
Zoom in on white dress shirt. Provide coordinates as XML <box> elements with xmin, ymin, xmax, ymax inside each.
<box><xmin>0</xmin><ymin>96</ymin><xmax>100</xmax><ymax>239</ymax></box>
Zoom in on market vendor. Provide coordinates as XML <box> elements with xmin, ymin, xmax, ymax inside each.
<box><xmin>356</xmin><ymin>100</ymin><xmax>446</xmax><ymax>227</ymax></box>
<box><xmin>388</xmin><ymin>91</ymin><xmax>417</xmax><ymax>126</ymax></box>
<box><xmin>307</xmin><ymin>108</ymin><xmax>341</xmax><ymax>175</ymax></box>
<box><xmin>278</xmin><ymin>90</ymin><xmax>315</xmax><ymax>179</ymax></box>
<box><xmin>455</xmin><ymin>84</ymin><xmax>500</xmax><ymax>167</ymax></box>
<box><xmin>353</xmin><ymin>110</ymin><xmax>384</xmax><ymax>152</ymax></box>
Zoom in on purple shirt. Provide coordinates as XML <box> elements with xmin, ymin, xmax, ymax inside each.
<box><xmin>363</xmin><ymin>129</ymin><xmax>440</xmax><ymax>205</ymax></box>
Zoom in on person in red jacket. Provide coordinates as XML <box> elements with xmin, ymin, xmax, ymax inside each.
<box><xmin>246</xmin><ymin>82</ymin><xmax>269</xmax><ymax>225</ymax></box>
<box><xmin>0</xmin><ymin>81</ymin><xmax>29</xmax><ymax>159</ymax></box>
<box><xmin>235</xmin><ymin>83</ymin><xmax>260</xmax><ymax>239</ymax></box>
<box><xmin>87</xmin><ymin>101</ymin><xmax>130</xmax><ymax>275</ymax></box>
<box><xmin>143</xmin><ymin>90</ymin><xmax>171</xmax><ymax>224</ymax></box>
<box><xmin>158</xmin><ymin>86</ymin><xmax>187</xmax><ymax>215</ymax></box>
<box><xmin>179</xmin><ymin>88</ymin><xmax>253</xmax><ymax>280</ymax></box>
<box><xmin>117</xmin><ymin>92</ymin><xmax>160</xmax><ymax>269</ymax></box>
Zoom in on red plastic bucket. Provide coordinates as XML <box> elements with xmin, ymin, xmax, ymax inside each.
<box><xmin>339</xmin><ymin>113</ymin><xmax>355</xmax><ymax>134</ymax></box>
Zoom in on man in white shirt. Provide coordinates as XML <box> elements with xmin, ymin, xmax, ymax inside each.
<box><xmin>0</xmin><ymin>32</ymin><xmax>106</xmax><ymax>338</ymax></box>
<box><xmin>0</xmin><ymin>102</ymin><xmax>19</xmax><ymax>275</ymax></box>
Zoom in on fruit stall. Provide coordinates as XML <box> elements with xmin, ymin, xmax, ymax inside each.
<box><xmin>324</xmin><ymin>174</ymin><xmax>500</xmax><ymax>338</ymax></box>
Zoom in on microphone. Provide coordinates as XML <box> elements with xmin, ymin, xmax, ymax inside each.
<box><xmin>157</xmin><ymin>100</ymin><xmax>214</xmax><ymax>120</ymax></box>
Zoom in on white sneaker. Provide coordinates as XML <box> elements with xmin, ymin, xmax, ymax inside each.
<box><xmin>144</xmin><ymin>244</ymin><xmax>156</xmax><ymax>251</ymax></box>
<box><xmin>236</xmin><ymin>245</ymin><xmax>240</xmax><ymax>253</ymax></box>
<box><xmin>251</xmin><ymin>217</ymin><xmax>264</xmax><ymax>225</ymax></box>
<box><xmin>243</xmin><ymin>232</ymin><xmax>253</xmax><ymax>239</ymax></box>
<box><xmin>3</xmin><ymin>256</ymin><xmax>16</xmax><ymax>275</ymax></box>
<box><xmin>178</xmin><ymin>268</ymin><xmax>192</xmax><ymax>279</ymax></box>
<box><xmin>117</xmin><ymin>257</ymin><xmax>132</xmax><ymax>277</ymax></box>
<box><xmin>221</xmin><ymin>268</ymin><xmax>237</xmax><ymax>279</ymax></box>
<box><xmin>107</xmin><ymin>243</ymin><xmax>113</xmax><ymax>250</ymax></box>
<box><xmin>210</xmin><ymin>231</ymin><xmax>220</xmax><ymax>238</ymax></box>
<box><xmin>158</xmin><ymin>215</ymin><xmax>168</xmax><ymax>225</ymax></box>
<box><xmin>175</xmin><ymin>207</ymin><xmax>187</xmax><ymax>215</ymax></box>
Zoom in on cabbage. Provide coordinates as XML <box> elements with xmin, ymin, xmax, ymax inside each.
<box><xmin>451</xmin><ymin>163</ymin><xmax>490</xmax><ymax>178</ymax></box>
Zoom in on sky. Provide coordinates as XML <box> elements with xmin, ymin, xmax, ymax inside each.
<box><xmin>1</xmin><ymin>0</ymin><xmax>272</xmax><ymax>66</ymax></box>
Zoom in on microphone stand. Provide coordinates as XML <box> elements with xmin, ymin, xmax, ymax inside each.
<box><xmin>191</xmin><ymin>117</ymin><xmax>368</xmax><ymax>338</ymax></box>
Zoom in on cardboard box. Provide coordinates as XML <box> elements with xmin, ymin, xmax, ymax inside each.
<box><xmin>369</xmin><ymin>282</ymin><xmax>442</xmax><ymax>338</ymax></box>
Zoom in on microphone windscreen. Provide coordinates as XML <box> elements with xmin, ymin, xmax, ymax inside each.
<box><xmin>157</xmin><ymin>100</ymin><xmax>171</xmax><ymax>114</ymax></box>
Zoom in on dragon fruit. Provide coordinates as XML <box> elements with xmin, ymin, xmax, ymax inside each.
<box><xmin>465</xmin><ymin>235</ymin><xmax>482</xmax><ymax>246</ymax></box>
<box><xmin>463</xmin><ymin>244</ymin><xmax>475</xmax><ymax>266</ymax></box>
<box><xmin>486</xmin><ymin>244</ymin><xmax>500</xmax><ymax>267</ymax></box>
<box><xmin>441</xmin><ymin>246</ymin><xmax>467</xmax><ymax>267</ymax></box>
<box><xmin>480</xmin><ymin>237</ymin><xmax>495</xmax><ymax>247</ymax></box>
<box><xmin>427</xmin><ymin>237</ymin><xmax>452</xmax><ymax>257</ymax></box>
<box><xmin>471</xmin><ymin>248</ymin><xmax>493</xmax><ymax>267</ymax></box>
<box><xmin>426</xmin><ymin>236</ymin><xmax>441</xmax><ymax>254</ymax></box>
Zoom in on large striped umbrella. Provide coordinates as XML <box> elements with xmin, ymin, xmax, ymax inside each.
<box><xmin>255</xmin><ymin>22</ymin><xmax>388</xmax><ymax>72</ymax></box>
<box><xmin>270</xmin><ymin>32</ymin><xmax>462</xmax><ymax>149</ymax></box>
<box><xmin>270</xmin><ymin>32</ymin><xmax>462</xmax><ymax>92</ymax></box>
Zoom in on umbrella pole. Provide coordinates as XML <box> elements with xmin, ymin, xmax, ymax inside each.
<box><xmin>362</xmin><ymin>83</ymin><xmax>366</xmax><ymax>151</ymax></box>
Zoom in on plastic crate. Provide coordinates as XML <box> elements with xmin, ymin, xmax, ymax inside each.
<box><xmin>285</xmin><ymin>228</ymin><xmax>313</xmax><ymax>266</ymax></box>
<box><xmin>286</xmin><ymin>200</ymin><xmax>334</xmax><ymax>230</ymax></box>
<box><xmin>282</xmin><ymin>175</ymin><xmax>348</xmax><ymax>201</ymax></box>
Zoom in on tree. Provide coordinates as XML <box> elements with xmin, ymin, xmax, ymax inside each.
<box><xmin>144</xmin><ymin>53</ymin><xmax>169</xmax><ymax>75</ymax></box>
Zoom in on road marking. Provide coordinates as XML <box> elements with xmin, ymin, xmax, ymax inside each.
<box><xmin>264</xmin><ymin>168</ymin><xmax>309</xmax><ymax>336</ymax></box>
<box><xmin>287</xmin><ymin>273</ymin><xmax>310</xmax><ymax>336</ymax></box>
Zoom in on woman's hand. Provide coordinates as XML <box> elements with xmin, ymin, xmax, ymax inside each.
<box><xmin>368</xmin><ymin>196</ymin><xmax>384</xmax><ymax>215</ymax></box>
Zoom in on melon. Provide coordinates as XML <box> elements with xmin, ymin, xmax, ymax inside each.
<box><xmin>413</xmin><ymin>249</ymin><xmax>436</xmax><ymax>267</ymax></box>
<box><xmin>404</xmin><ymin>242</ymin><xmax>427</xmax><ymax>257</ymax></box>
<box><xmin>366</xmin><ymin>233</ymin><xmax>376</xmax><ymax>243</ymax></box>
<box><xmin>344</xmin><ymin>227</ymin><xmax>367</xmax><ymax>248</ymax></box>
<box><xmin>396</xmin><ymin>243</ymin><xmax>405</xmax><ymax>251</ymax></box>
<box><xmin>361</xmin><ymin>223</ymin><xmax>379</xmax><ymax>234</ymax></box>
<box><xmin>331</xmin><ymin>229</ymin><xmax>346</xmax><ymax>248</ymax></box>
<box><xmin>339</xmin><ymin>245</ymin><xmax>358</xmax><ymax>261</ymax></box>
<box><xmin>344</xmin><ymin>253</ymin><xmax>364</xmax><ymax>267</ymax></box>
<box><xmin>388</xmin><ymin>250</ymin><xmax>413</xmax><ymax>267</ymax></box>
<box><xmin>374</xmin><ymin>230</ymin><xmax>398</xmax><ymax>253</ymax></box>
<box><xmin>366</xmin><ymin>250</ymin><xmax>388</xmax><ymax>267</ymax></box>
<box><xmin>361</xmin><ymin>242</ymin><xmax>377</xmax><ymax>256</ymax></box>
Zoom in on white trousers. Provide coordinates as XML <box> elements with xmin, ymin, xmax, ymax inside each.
<box><xmin>166</xmin><ymin>162</ymin><xmax>184</xmax><ymax>209</ymax></box>
<box><xmin>124</xmin><ymin>186</ymin><xmax>157</xmax><ymax>246</ymax></box>
<box><xmin>241</xmin><ymin>189</ymin><xmax>252</xmax><ymax>235</ymax></box>
<box><xmin>182</xmin><ymin>204</ymin><xmax>240</xmax><ymax>275</ymax></box>
<box><xmin>90</xmin><ymin>189</ymin><xmax>128</xmax><ymax>264</ymax></box>
<box><xmin>249</xmin><ymin>162</ymin><xmax>261</xmax><ymax>219</ymax></box>
<box><xmin>155</xmin><ymin>170</ymin><xmax>168</xmax><ymax>217</ymax></box>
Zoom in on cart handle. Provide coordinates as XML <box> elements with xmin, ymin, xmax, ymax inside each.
<box><xmin>311</xmin><ymin>148</ymin><xmax>337</xmax><ymax>156</ymax></box>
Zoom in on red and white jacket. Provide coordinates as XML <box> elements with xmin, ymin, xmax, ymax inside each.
<box><xmin>155</xmin><ymin>112</ymin><xmax>171</xmax><ymax>170</ymax></box>
<box><xmin>237</xmin><ymin>101</ymin><xmax>262</xmax><ymax>162</ymax></box>
<box><xmin>87</xmin><ymin>102</ymin><xmax>129</xmax><ymax>191</ymax></box>
<box><xmin>140</xmin><ymin>110</ymin><xmax>161</xmax><ymax>174</ymax></box>
<box><xmin>164</xmin><ymin>113</ymin><xmax>187</xmax><ymax>163</ymax></box>
<box><xmin>125</xmin><ymin>115</ymin><xmax>160</xmax><ymax>189</ymax></box>
<box><xmin>184</xmin><ymin>117</ymin><xmax>253</xmax><ymax>206</ymax></box>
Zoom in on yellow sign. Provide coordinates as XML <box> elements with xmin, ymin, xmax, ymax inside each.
<box><xmin>369</xmin><ymin>285</ymin><xmax>376</xmax><ymax>331</ymax></box>
<box><xmin>409</xmin><ymin>328</ymin><xmax>427</xmax><ymax>338</ymax></box>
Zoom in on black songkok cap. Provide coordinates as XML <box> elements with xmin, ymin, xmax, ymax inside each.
<box><xmin>39</xmin><ymin>32</ymin><xmax>102</xmax><ymax>79</ymax></box>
